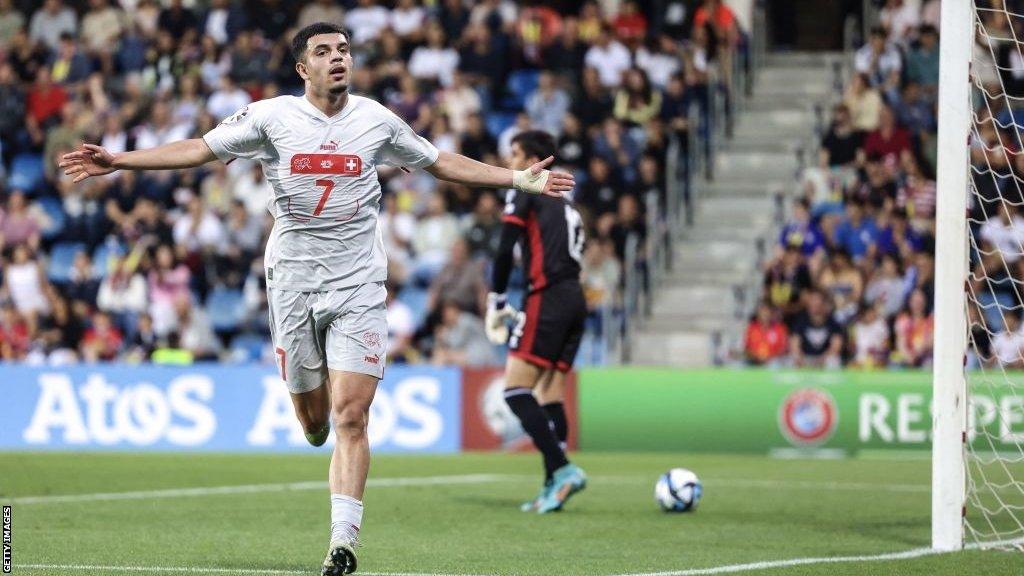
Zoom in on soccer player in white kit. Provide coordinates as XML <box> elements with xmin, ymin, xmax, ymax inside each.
<box><xmin>58</xmin><ymin>22</ymin><xmax>574</xmax><ymax>575</ymax></box>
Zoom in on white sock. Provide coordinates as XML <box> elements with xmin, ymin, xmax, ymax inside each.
<box><xmin>330</xmin><ymin>494</ymin><xmax>363</xmax><ymax>544</ymax></box>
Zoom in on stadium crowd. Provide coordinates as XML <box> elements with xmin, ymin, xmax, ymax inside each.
<box><xmin>744</xmin><ymin>0</ymin><xmax>995</xmax><ymax>369</ymax></box>
<box><xmin>0</xmin><ymin>0</ymin><xmax>732</xmax><ymax>366</ymax></box>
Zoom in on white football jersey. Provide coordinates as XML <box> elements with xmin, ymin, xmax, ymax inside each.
<box><xmin>203</xmin><ymin>94</ymin><xmax>439</xmax><ymax>291</ymax></box>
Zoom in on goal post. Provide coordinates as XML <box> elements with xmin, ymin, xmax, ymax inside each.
<box><xmin>932</xmin><ymin>0</ymin><xmax>973</xmax><ymax>552</ymax></box>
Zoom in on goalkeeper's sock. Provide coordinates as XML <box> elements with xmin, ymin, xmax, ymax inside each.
<box><xmin>542</xmin><ymin>401</ymin><xmax>568</xmax><ymax>451</ymax></box>
<box><xmin>330</xmin><ymin>494</ymin><xmax>362</xmax><ymax>545</ymax></box>
<box><xmin>505</xmin><ymin>387</ymin><xmax>569</xmax><ymax>480</ymax></box>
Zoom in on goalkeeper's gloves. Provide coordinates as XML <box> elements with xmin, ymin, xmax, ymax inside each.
<box><xmin>485</xmin><ymin>292</ymin><xmax>518</xmax><ymax>344</ymax></box>
<box><xmin>512</xmin><ymin>167</ymin><xmax>550</xmax><ymax>195</ymax></box>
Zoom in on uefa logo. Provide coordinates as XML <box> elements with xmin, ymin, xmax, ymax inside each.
<box><xmin>778</xmin><ymin>388</ymin><xmax>838</xmax><ymax>446</ymax></box>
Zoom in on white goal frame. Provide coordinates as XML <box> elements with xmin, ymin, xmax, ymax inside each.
<box><xmin>932</xmin><ymin>0</ymin><xmax>974</xmax><ymax>552</ymax></box>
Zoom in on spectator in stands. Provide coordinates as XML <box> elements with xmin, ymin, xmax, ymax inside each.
<box><xmin>992</xmin><ymin>311</ymin><xmax>1024</xmax><ymax>368</ymax></box>
<box><xmin>81</xmin><ymin>310</ymin><xmax>123</xmax><ymax>362</ymax></box>
<box><xmin>386</xmin><ymin>283</ymin><xmax>417</xmax><ymax>364</ymax></box>
<box><xmin>574</xmin><ymin>67</ymin><xmax>614</xmax><ymax>132</ymax></box>
<box><xmin>233</xmin><ymin>162</ymin><xmax>272</xmax><ymax>218</ymax></box>
<box><xmin>818</xmin><ymin>249</ymin><xmax>863</xmax><ymax>326</ymax></box>
<box><xmin>880</xmin><ymin>0</ymin><xmax>920</xmax><ymax>45</ymax></box>
<box><xmin>174</xmin><ymin>294</ymin><xmax>220</xmax><ymax>360</ymax></box>
<box><xmin>820</xmin><ymin>104</ymin><xmax>863</xmax><ymax>169</ymax></box>
<box><xmin>408</xmin><ymin>22</ymin><xmax>459</xmax><ymax>88</ymax></box>
<box><xmin>843</xmin><ymin>73</ymin><xmax>883</xmax><ymax>132</ymax></box>
<box><xmin>123</xmin><ymin>312</ymin><xmax>158</xmax><ymax>362</ymax></box>
<box><xmin>4</xmin><ymin>243</ymin><xmax>48</xmax><ymax>321</ymax></box>
<box><xmin>201</xmin><ymin>0</ymin><xmax>247</xmax><ymax>47</ymax></box>
<box><xmin>834</xmin><ymin>199</ymin><xmax>879</xmax><ymax>262</ymax></box>
<box><xmin>789</xmin><ymin>289</ymin><xmax>844</xmax><ymax>369</ymax></box>
<box><xmin>432</xmin><ymin>299</ymin><xmax>498</xmax><ymax>367</ymax></box>
<box><xmin>459</xmin><ymin>112</ymin><xmax>498</xmax><ymax>163</ymax></box>
<box><xmin>29</xmin><ymin>0</ymin><xmax>77</xmax><ymax>52</ymax></box>
<box><xmin>854</xmin><ymin>26</ymin><xmax>902</xmax><ymax>95</ymax></box>
<box><xmin>593</xmin><ymin>118</ymin><xmax>641</xmax><ymax>182</ymax></box>
<box><xmin>980</xmin><ymin>206</ymin><xmax>1024</xmax><ymax>265</ymax></box>
<box><xmin>862</xmin><ymin>105</ymin><xmax>912</xmax><ymax>165</ymax></box>
<box><xmin>346</xmin><ymin>0</ymin><xmax>390</xmax><ymax>47</ymax></box>
<box><xmin>851</xmin><ymin>302</ymin><xmax>890</xmax><ymax>368</ymax></box>
<box><xmin>391</xmin><ymin>0</ymin><xmax>426</xmax><ymax>43</ymax></box>
<box><xmin>413</xmin><ymin>192</ymin><xmax>460</xmax><ymax>280</ymax></box>
<box><xmin>498</xmin><ymin>112</ymin><xmax>530</xmax><ymax>160</ymax></box>
<box><xmin>49</xmin><ymin>34</ymin><xmax>92</xmax><ymax>86</ymax></box>
<box><xmin>906</xmin><ymin>25</ymin><xmax>940</xmax><ymax>98</ymax></box>
<box><xmin>81</xmin><ymin>0</ymin><xmax>124</xmax><ymax>56</ymax></box>
<box><xmin>892</xmin><ymin>82</ymin><xmax>936</xmax><ymax>138</ymax></box>
<box><xmin>865</xmin><ymin>253</ymin><xmax>906</xmax><ymax>319</ymax></box>
<box><xmin>614</xmin><ymin>68</ymin><xmax>662</xmax><ymax>128</ymax></box>
<box><xmin>893</xmin><ymin>288</ymin><xmax>934</xmax><ymax>367</ymax></box>
<box><xmin>148</xmin><ymin>244</ymin><xmax>191</xmax><ymax>336</ymax></box>
<box><xmin>463</xmin><ymin>192</ymin><xmax>502</xmax><ymax>260</ymax></box>
<box><xmin>0</xmin><ymin>0</ymin><xmax>24</xmax><ymax>49</ymax></box>
<box><xmin>36</xmin><ymin>291</ymin><xmax>80</xmax><ymax>363</ymax></box>
<box><xmin>206</xmin><ymin>75</ymin><xmax>251</xmax><ymax>122</ymax></box>
<box><xmin>744</xmin><ymin>301</ymin><xmax>788</xmax><ymax>366</ymax></box>
<box><xmin>765</xmin><ymin>247</ymin><xmax>813</xmax><ymax>328</ymax></box>
<box><xmin>440</xmin><ymin>72</ymin><xmax>481</xmax><ymax>135</ymax></box>
<box><xmin>779</xmin><ymin>199</ymin><xmax>825</xmax><ymax>258</ymax></box>
<box><xmin>637</xmin><ymin>35</ymin><xmax>680</xmax><ymax>90</ymax></box>
<box><xmin>26</xmin><ymin>68</ymin><xmax>67</xmax><ymax>130</ymax></box>
<box><xmin>0</xmin><ymin>303</ymin><xmax>30</xmax><ymax>360</ymax></box>
<box><xmin>585</xmin><ymin>24</ymin><xmax>631</xmax><ymax>88</ymax></box>
<box><xmin>177</xmin><ymin>192</ymin><xmax>225</xmax><ymax>249</ymax></box>
<box><xmin>578</xmin><ymin>155</ymin><xmax>621</xmax><ymax>217</ymax></box>
<box><xmin>157</xmin><ymin>0</ymin><xmax>198</xmax><ymax>40</ymax></box>
<box><xmin>65</xmin><ymin>251</ymin><xmax>99</xmax><ymax>304</ymax></box>
<box><xmin>526</xmin><ymin>71</ymin><xmax>570</xmax><ymax>137</ymax></box>
<box><xmin>426</xmin><ymin>238</ymin><xmax>486</xmax><ymax>318</ymax></box>
<box><xmin>97</xmin><ymin>256</ymin><xmax>147</xmax><ymax>335</ymax></box>
<box><xmin>1</xmin><ymin>191</ymin><xmax>42</xmax><ymax>250</ymax></box>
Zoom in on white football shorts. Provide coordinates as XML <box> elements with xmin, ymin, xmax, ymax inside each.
<box><xmin>267</xmin><ymin>281</ymin><xmax>387</xmax><ymax>393</ymax></box>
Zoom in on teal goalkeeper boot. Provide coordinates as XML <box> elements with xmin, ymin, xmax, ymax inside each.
<box><xmin>521</xmin><ymin>480</ymin><xmax>551</xmax><ymax>512</ymax></box>
<box><xmin>536</xmin><ymin>463</ymin><xmax>587</xmax><ymax>514</ymax></box>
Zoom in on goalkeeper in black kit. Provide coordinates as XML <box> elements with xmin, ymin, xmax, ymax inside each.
<box><xmin>485</xmin><ymin>130</ymin><xmax>589</xmax><ymax>513</ymax></box>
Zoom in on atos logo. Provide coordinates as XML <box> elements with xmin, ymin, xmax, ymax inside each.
<box><xmin>778</xmin><ymin>388</ymin><xmax>838</xmax><ymax>446</ymax></box>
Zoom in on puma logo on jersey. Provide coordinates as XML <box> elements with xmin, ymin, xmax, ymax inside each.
<box><xmin>291</xmin><ymin>153</ymin><xmax>362</xmax><ymax>176</ymax></box>
<box><xmin>364</xmin><ymin>354</ymin><xmax>380</xmax><ymax>365</ymax></box>
<box><xmin>320</xmin><ymin>140</ymin><xmax>339</xmax><ymax>151</ymax></box>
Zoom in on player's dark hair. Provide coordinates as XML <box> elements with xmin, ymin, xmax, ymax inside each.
<box><xmin>511</xmin><ymin>130</ymin><xmax>557</xmax><ymax>164</ymax></box>
<box><xmin>291</xmin><ymin>22</ymin><xmax>350</xmax><ymax>62</ymax></box>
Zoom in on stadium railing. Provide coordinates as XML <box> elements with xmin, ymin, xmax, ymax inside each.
<box><xmin>613</xmin><ymin>3</ymin><xmax>767</xmax><ymax>364</ymax></box>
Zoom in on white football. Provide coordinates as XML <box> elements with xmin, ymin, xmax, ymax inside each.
<box><xmin>655</xmin><ymin>468</ymin><xmax>703</xmax><ymax>512</ymax></box>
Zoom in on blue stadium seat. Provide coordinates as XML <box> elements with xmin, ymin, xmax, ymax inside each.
<box><xmin>398</xmin><ymin>286</ymin><xmax>429</xmax><ymax>329</ymax></box>
<box><xmin>47</xmin><ymin>242</ymin><xmax>86</xmax><ymax>284</ymax></box>
<box><xmin>9</xmin><ymin>153</ymin><xmax>45</xmax><ymax>194</ymax></box>
<box><xmin>486</xmin><ymin>111</ymin><xmax>517</xmax><ymax>140</ymax></box>
<box><xmin>230</xmin><ymin>333</ymin><xmax>269</xmax><ymax>363</ymax></box>
<box><xmin>36</xmin><ymin>196</ymin><xmax>66</xmax><ymax>240</ymax></box>
<box><xmin>206</xmin><ymin>288</ymin><xmax>246</xmax><ymax>332</ymax></box>
<box><xmin>92</xmin><ymin>241</ymin><xmax>126</xmax><ymax>278</ymax></box>
<box><xmin>503</xmin><ymin>69</ymin><xmax>540</xmax><ymax>111</ymax></box>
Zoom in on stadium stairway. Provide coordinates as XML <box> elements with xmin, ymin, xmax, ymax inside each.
<box><xmin>630</xmin><ymin>52</ymin><xmax>842</xmax><ymax>367</ymax></box>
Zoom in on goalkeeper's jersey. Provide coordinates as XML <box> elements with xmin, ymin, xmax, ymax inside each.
<box><xmin>203</xmin><ymin>94</ymin><xmax>439</xmax><ymax>292</ymax></box>
<box><xmin>501</xmin><ymin>189</ymin><xmax>585</xmax><ymax>293</ymax></box>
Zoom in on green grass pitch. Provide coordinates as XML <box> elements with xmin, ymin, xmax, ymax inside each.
<box><xmin>1</xmin><ymin>452</ymin><xmax>1022</xmax><ymax>575</ymax></box>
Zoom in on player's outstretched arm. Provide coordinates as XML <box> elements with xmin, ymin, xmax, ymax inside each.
<box><xmin>424</xmin><ymin>151</ymin><xmax>573</xmax><ymax>197</ymax></box>
<box><xmin>58</xmin><ymin>139</ymin><xmax>219</xmax><ymax>183</ymax></box>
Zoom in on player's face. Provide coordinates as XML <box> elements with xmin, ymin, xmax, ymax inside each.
<box><xmin>509</xmin><ymin>142</ymin><xmax>535</xmax><ymax>171</ymax></box>
<box><xmin>299</xmin><ymin>33</ymin><xmax>352</xmax><ymax>94</ymax></box>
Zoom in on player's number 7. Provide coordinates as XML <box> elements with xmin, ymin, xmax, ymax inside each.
<box><xmin>313</xmin><ymin>179</ymin><xmax>335</xmax><ymax>217</ymax></box>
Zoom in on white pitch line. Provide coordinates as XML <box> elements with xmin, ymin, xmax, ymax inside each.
<box><xmin>16</xmin><ymin>564</ymin><xmax>488</xmax><ymax>576</ymax></box>
<box><xmin>611</xmin><ymin>537</ymin><xmax>1024</xmax><ymax>576</ymax></box>
<box><xmin>4</xmin><ymin>474</ymin><xmax>514</xmax><ymax>505</ymax></box>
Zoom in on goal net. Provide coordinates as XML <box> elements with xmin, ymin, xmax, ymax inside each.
<box><xmin>937</xmin><ymin>0</ymin><xmax>1024</xmax><ymax>552</ymax></box>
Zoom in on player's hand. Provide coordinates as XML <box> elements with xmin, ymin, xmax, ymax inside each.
<box><xmin>514</xmin><ymin>156</ymin><xmax>575</xmax><ymax>198</ymax></box>
<box><xmin>58</xmin><ymin>144</ymin><xmax>117</xmax><ymax>183</ymax></box>
<box><xmin>485</xmin><ymin>292</ymin><xmax>518</xmax><ymax>344</ymax></box>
